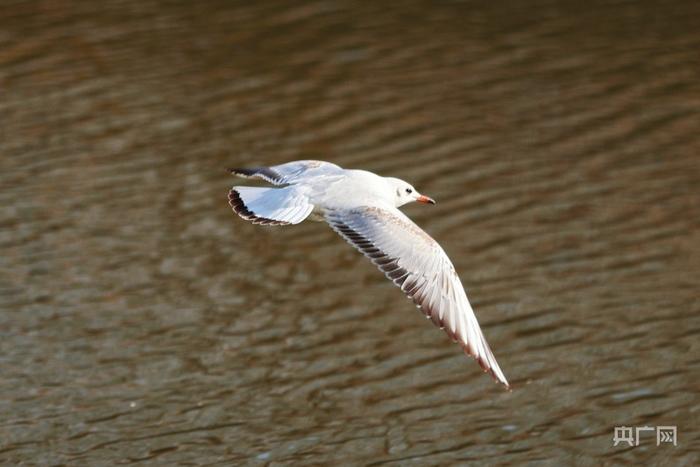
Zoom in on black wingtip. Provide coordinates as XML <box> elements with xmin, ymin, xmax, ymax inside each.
<box><xmin>227</xmin><ymin>188</ymin><xmax>290</xmax><ymax>225</ymax></box>
<box><xmin>228</xmin><ymin>166</ymin><xmax>285</xmax><ymax>185</ymax></box>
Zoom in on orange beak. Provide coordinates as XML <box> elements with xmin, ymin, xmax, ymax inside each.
<box><xmin>417</xmin><ymin>195</ymin><xmax>436</xmax><ymax>205</ymax></box>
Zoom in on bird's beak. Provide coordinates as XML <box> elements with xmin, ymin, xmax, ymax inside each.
<box><xmin>416</xmin><ymin>195</ymin><xmax>436</xmax><ymax>205</ymax></box>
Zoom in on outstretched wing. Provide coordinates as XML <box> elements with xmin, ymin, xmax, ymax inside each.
<box><xmin>325</xmin><ymin>206</ymin><xmax>509</xmax><ymax>388</ymax></box>
<box><xmin>228</xmin><ymin>186</ymin><xmax>314</xmax><ymax>225</ymax></box>
<box><xmin>230</xmin><ymin>160</ymin><xmax>343</xmax><ymax>186</ymax></box>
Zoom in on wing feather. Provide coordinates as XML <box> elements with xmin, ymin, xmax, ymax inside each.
<box><xmin>325</xmin><ymin>206</ymin><xmax>509</xmax><ymax>388</ymax></box>
<box><xmin>230</xmin><ymin>160</ymin><xmax>343</xmax><ymax>185</ymax></box>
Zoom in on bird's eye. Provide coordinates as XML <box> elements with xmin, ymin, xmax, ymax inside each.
<box><xmin>405</xmin><ymin>188</ymin><xmax>413</xmax><ymax>194</ymax></box>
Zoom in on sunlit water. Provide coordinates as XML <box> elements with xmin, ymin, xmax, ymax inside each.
<box><xmin>1</xmin><ymin>1</ymin><xmax>699</xmax><ymax>464</ymax></box>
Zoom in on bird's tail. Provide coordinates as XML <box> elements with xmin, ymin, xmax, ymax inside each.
<box><xmin>228</xmin><ymin>186</ymin><xmax>313</xmax><ymax>225</ymax></box>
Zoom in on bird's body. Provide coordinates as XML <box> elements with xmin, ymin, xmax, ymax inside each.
<box><xmin>228</xmin><ymin>160</ymin><xmax>509</xmax><ymax>388</ymax></box>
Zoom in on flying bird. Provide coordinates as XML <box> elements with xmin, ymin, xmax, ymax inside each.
<box><xmin>228</xmin><ymin>160</ymin><xmax>509</xmax><ymax>388</ymax></box>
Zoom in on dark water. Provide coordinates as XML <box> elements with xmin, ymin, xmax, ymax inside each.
<box><xmin>2</xmin><ymin>1</ymin><xmax>699</xmax><ymax>464</ymax></box>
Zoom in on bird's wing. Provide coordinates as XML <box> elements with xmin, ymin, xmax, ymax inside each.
<box><xmin>230</xmin><ymin>160</ymin><xmax>344</xmax><ymax>186</ymax></box>
<box><xmin>228</xmin><ymin>186</ymin><xmax>313</xmax><ymax>225</ymax></box>
<box><xmin>324</xmin><ymin>206</ymin><xmax>509</xmax><ymax>388</ymax></box>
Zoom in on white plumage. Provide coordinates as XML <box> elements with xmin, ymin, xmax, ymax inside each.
<box><xmin>228</xmin><ymin>160</ymin><xmax>509</xmax><ymax>388</ymax></box>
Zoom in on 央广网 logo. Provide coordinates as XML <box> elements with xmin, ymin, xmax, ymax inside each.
<box><xmin>613</xmin><ymin>426</ymin><xmax>677</xmax><ymax>447</ymax></box>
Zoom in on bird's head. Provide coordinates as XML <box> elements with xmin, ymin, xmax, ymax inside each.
<box><xmin>386</xmin><ymin>177</ymin><xmax>436</xmax><ymax>208</ymax></box>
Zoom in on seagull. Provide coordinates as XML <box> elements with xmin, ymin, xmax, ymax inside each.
<box><xmin>227</xmin><ymin>160</ymin><xmax>509</xmax><ymax>388</ymax></box>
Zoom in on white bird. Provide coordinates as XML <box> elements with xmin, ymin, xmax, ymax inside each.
<box><xmin>228</xmin><ymin>160</ymin><xmax>509</xmax><ymax>388</ymax></box>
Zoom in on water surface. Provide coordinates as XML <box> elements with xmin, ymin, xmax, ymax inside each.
<box><xmin>1</xmin><ymin>0</ymin><xmax>699</xmax><ymax>464</ymax></box>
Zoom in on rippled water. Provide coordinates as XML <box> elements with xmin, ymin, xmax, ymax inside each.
<box><xmin>2</xmin><ymin>1</ymin><xmax>699</xmax><ymax>464</ymax></box>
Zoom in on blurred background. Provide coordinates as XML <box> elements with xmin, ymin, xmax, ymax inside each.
<box><xmin>1</xmin><ymin>0</ymin><xmax>699</xmax><ymax>464</ymax></box>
